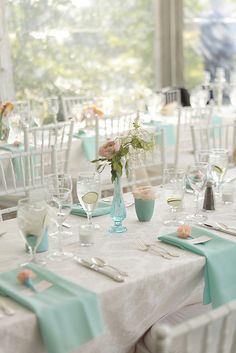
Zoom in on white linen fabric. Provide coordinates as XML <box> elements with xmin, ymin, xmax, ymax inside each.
<box><xmin>0</xmin><ymin>188</ymin><xmax>236</xmax><ymax>353</ymax></box>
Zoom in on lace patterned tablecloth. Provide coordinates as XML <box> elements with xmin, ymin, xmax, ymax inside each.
<box><xmin>1</xmin><ymin>188</ymin><xmax>236</xmax><ymax>353</ymax></box>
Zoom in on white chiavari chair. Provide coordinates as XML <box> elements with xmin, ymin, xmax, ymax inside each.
<box><xmin>0</xmin><ymin>147</ymin><xmax>57</xmax><ymax>220</ymax></box>
<box><xmin>95</xmin><ymin>112</ymin><xmax>135</xmax><ymax>159</ymax></box>
<box><xmin>99</xmin><ymin>128</ymin><xmax>166</xmax><ymax>194</ymax></box>
<box><xmin>127</xmin><ymin>129</ymin><xmax>166</xmax><ymax>188</ymax></box>
<box><xmin>23</xmin><ymin>120</ymin><xmax>74</xmax><ymax>174</ymax></box>
<box><xmin>135</xmin><ymin>299</ymin><xmax>236</xmax><ymax>353</ymax></box>
<box><xmin>61</xmin><ymin>96</ymin><xmax>91</xmax><ymax>121</ymax></box>
<box><xmin>191</xmin><ymin>121</ymin><xmax>236</xmax><ymax>163</ymax></box>
<box><xmin>12</xmin><ymin>100</ymin><xmax>30</xmax><ymax>117</ymax></box>
<box><xmin>174</xmin><ymin>106</ymin><xmax>213</xmax><ymax>169</ymax></box>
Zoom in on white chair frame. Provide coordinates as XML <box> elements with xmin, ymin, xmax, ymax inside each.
<box><xmin>0</xmin><ymin>147</ymin><xmax>57</xmax><ymax>220</ymax></box>
<box><xmin>23</xmin><ymin>120</ymin><xmax>74</xmax><ymax>174</ymax></box>
<box><xmin>61</xmin><ymin>95</ymin><xmax>91</xmax><ymax>121</ymax></box>
<box><xmin>147</xmin><ymin>299</ymin><xmax>236</xmax><ymax>353</ymax></box>
<box><xmin>174</xmin><ymin>106</ymin><xmax>213</xmax><ymax>169</ymax></box>
<box><xmin>191</xmin><ymin>120</ymin><xmax>236</xmax><ymax>163</ymax></box>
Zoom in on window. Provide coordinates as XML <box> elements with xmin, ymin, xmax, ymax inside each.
<box><xmin>6</xmin><ymin>0</ymin><xmax>155</xmax><ymax>98</ymax></box>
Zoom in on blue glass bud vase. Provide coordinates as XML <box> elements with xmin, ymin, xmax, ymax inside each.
<box><xmin>109</xmin><ymin>175</ymin><xmax>127</xmax><ymax>233</ymax></box>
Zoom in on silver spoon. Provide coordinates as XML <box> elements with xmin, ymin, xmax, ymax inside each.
<box><xmin>91</xmin><ymin>257</ymin><xmax>128</xmax><ymax>277</ymax></box>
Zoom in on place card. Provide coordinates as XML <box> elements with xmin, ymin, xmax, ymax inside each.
<box><xmin>188</xmin><ymin>235</ymin><xmax>212</xmax><ymax>244</ymax></box>
<box><xmin>22</xmin><ymin>280</ymin><xmax>53</xmax><ymax>296</ymax></box>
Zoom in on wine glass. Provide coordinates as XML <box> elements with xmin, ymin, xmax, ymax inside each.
<box><xmin>163</xmin><ymin>169</ymin><xmax>186</xmax><ymax>226</ymax></box>
<box><xmin>76</xmin><ymin>172</ymin><xmax>100</xmax><ymax>231</ymax></box>
<box><xmin>17</xmin><ymin>198</ymin><xmax>48</xmax><ymax>265</ymax></box>
<box><xmin>48</xmin><ymin>174</ymin><xmax>72</xmax><ymax>193</ymax></box>
<box><xmin>209</xmin><ymin>148</ymin><xmax>228</xmax><ymax>196</ymax></box>
<box><xmin>186</xmin><ymin>163</ymin><xmax>208</xmax><ymax>222</ymax></box>
<box><xmin>47</xmin><ymin>188</ymin><xmax>73</xmax><ymax>261</ymax></box>
<box><xmin>46</xmin><ymin>97</ymin><xmax>59</xmax><ymax>123</ymax></box>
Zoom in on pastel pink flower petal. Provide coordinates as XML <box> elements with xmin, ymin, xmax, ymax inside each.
<box><xmin>177</xmin><ymin>225</ymin><xmax>191</xmax><ymax>239</ymax></box>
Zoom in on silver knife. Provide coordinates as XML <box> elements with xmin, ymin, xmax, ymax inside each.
<box><xmin>198</xmin><ymin>223</ymin><xmax>236</xmax><ymax>236</ymax></box>
<box><xmin>74</xmin><ymin>258</ymin><xmax>125</xmax><ymax>282</ymax></box>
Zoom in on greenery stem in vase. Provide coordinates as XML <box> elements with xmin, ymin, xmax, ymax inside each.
<box><xmin>92</xmin><ymin>119</ymin><xmax>155</xmax><ymax>233</ymax></box>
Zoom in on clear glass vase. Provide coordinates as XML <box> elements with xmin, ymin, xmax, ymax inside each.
<box><xmin>109</xmin><ymin>175</ymin><xmax>127</xmax><ymax>233</ymax></box>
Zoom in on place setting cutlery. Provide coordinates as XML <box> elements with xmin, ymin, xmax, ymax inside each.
<box><xmin>0</xmin><ymin>299</ymin><xmax>16</xmax><ymax>318</ymax></box>
<box><xmin>74</xmin><ymin>257</ymin><xmax>125</xmax><ymax>282</ymax></box>
<box><xmin>135</xmin><ymin>238</ymin><xmax>175</xmax><ymax>259</ymax></box>
<box><xmin>198</xmin><ymin>222</ymin><xmax>236</xmax><ymax>236</ymax></box>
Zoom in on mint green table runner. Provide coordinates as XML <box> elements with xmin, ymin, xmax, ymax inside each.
<box><xmin>71</xmin><ymin>200</ymin><xmax>111</xmax><ymax>217</ymax></box>
<box><xmin>159</xmin><ymin>227</ymin><xmax>236</xmax><ymax>308</ymax></box>
<box><xmin>0</xmin><ymin>263</ymin><xmax>104</xmax><ymax>353</ymax></box>
<box><xmin>0</xmin><ymin>143</ymin><xmax>24</xmax><ymax>179</ymax></box>
<box><xmin>73</xmin><ymin>131</ymin><xmax>96</xmax><ymax>161</ymax></box>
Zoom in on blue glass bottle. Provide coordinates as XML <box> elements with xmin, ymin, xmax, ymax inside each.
<box><xmin>109</xmin><ymin>176</ymin><xmax>127</xmax><ymax>233</ymax></box>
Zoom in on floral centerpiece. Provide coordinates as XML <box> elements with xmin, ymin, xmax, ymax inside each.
<box><xmin>0</xmin><ymin>102</ymin><xmax>14</xmax><ymax>141</ymax></box>
<box><xmin>92</xmin><ymin>118</ymin><xmax>155</xmax><ymax>233</ymax></box>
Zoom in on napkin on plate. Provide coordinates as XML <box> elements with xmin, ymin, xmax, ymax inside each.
<box><xmin>71</xmin><ymin>200</ymin><xmax>111</xmax><ymax>217</ymax></box>
<box><xmin>159</xmin><ymin>226</ymin><xmax>236</xmax><ymax>308</ymax></box>
<box><xmin>0</xmin><ymin>263</ymin><xmax>104</xmax><ymax>353</ymax></box>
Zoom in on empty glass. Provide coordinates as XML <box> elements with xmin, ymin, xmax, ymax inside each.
<box><xmin>47</xmin><ymin>188</ymin><xmax>73</xmax><ymax>260</ymax></box>
<box><xmin>186</xmin><ymin>163</ymin><xmax>208</xmax><ymax>222</ymax></box>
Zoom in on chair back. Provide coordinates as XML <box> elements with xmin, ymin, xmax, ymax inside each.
<box><xmin>191</xmin><ymin>120</ymin><xmax>236</xmax><ymax>163</ymax></box>
<box><xmin>174</xmin><ymin>106</ymin><xmax>213</xmax><ymax>168</ymax></box>
<box><xmin>23</xmin><ymin>120</ymin><xmax>74</xmax><ymax>174</ymax></box>
<box><xmin>0</xmin><ymin>147</ymin><xmax>57</xmax><ymax>220</ymax></box>
<box><xmin>151</xmin><ymin>299</ymin><xmax>236</xmax><ymax>353</ymax></box>
<box><xmin>61</xmin><ymin>96</ymin><xmax>90</xmax><ymax>121</ymax></box>
<box><xmin>127</xmin><ymin>129</ymin><xmax>166</xmax><ymax>189</ymax></box>
<box><xmin>95</xmin><ymin>113</ymin><xmax>135</xmax><ymax>159</ymax></box>
<box><xmin>162</xmin><ymin>88</ymin><xmax>181</xmax><ymax>106</ymax></box>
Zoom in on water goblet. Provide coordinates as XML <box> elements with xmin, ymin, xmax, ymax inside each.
<box><xmin>46</xmin><ymin>97</ymin><xmax>59</xmax><ymax>123</ymax></box>
<box><xmin>163</xmin><ymin>168</ymin><xmax>186</xmax><ymax>226</ymax></box>
<box><xmin>76</xmin><ymin>172</ymin><xmax>100</xmax><ymax>233</ymax></box>
<box><xmin>209</xmin><ymin>148</ymin><xmax>228</xmax><ymax>196</ymax></box>
<box><xmin>47</xmin><ymin>187</ymin><xmax>73</xmax><ymax>261</ymax></box>
<box><xmin>186</xmin><ymin>162</ymin><xmax>208</xmax><ymax>222</ymax></box>
<box><xmin>17</xmin><ymin>198</ymin><xmax>48</xmax><ymax>266</ymax></box>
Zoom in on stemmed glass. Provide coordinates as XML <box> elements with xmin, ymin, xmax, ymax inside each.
<box><xmin>76</xmin><ymin>172</ymin><xmax>100</xmax><ymax>231</ymax></box>
<box><xmin>47</xmin><ymin>188</ymin><xmax>73</xmax><ymax>261</ymax></box>
<box><xmin>17</xmin><ymin>198</ymin><xmax>48</xmax><ymax>265</ymax></box>
<box><xmin>46</xmin><ymin>97</ymin><xmax>59</xmax><ymax>123</ymax></box>
<box><xmin>186</xmin><ymin>162</ymin><xmax>208</xmax><ymax>222</ymax></box>
<box><xmin>209</xmin><ymin>148</ymin><xmax>228</xmax><ymax>196</ymax></box>
<box><xmin>163</xmin><ymin>169</ymin><xmax>186</xmax><ymax>226</ymax></box>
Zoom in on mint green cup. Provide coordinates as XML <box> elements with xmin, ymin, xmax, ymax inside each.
<box><xmin>134</xmin><ymin>199</ymin><xmax>155</xmax><ymax>222</ymax></box>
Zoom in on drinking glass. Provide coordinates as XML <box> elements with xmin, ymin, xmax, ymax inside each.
<box><xmin>186</xmin><ymin>163</ymin><xmax>208</xmax><ymax>222</ymax></box>
<box><xmin>46</xmin><ymin>97</ymin><xmax>59</xmax><ymax>123</ymax></box>
<box><xmin>47</xmin><ymin>188</ymin><xmax>73</xmax><ymax>260</ymax></box>
<box><xmin>77</xmin><ymin>172</ymin><xmax>100</xmax><ymax>231</ymax></box>
<box><xmin>209</xmin><ymin>148</ymin><xmax>228</xmax><ymax>196</ymax></box>
<box><xmin>163</xmin><ymin>169</ymin><xmax>186</xmax><ymax>226</ymax></box>
<box><xmin>17</xmin><ymin>198</ymin><xmax>48</xmax><ymax>265</ymax></box>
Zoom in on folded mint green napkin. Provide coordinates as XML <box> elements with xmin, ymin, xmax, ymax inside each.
<box><xmin>0</xmin><ymin>263</ymin><xmax>104</xmax><ymax>353</ymax></box>
<box><xmin>0</xmin><ymin>143</ymin><xmax>24</xmax><ymax>179</ymax></box>
<box><xmin>159</xmin><ymin>227</ymin><xmax>236</xmax><ymax>308</ymax></box>
<box><xmin>71</xmin><ymin>200</ymin><xmax>111</xmax><ymax>217</ymax></box>
<box><xmin>73</xmin><ymin>132</ymin><xmax>96</xmax><ymax>161</ymax></box>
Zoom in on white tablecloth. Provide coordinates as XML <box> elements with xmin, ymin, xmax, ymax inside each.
<box><xmin>4</xmin><ymin>184</ymin><xmax>236</xmax><ymax>353</ymax></box>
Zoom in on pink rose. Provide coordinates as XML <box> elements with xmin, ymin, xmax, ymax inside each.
<box><xmin>132</xmin><ymin>186</ymin><xmax>157</xmax><ymax>200</ymax></box>
<box><xmin>99</xmin><ymin>140</ymin><xmax>119</xmax><ymax>159</ymax></box>
<box><xmin>177</xmin><ymin>224</ymin><xmax>191</xmax><ymax>239</ymax></box>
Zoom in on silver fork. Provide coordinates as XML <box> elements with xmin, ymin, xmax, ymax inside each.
<box><xmin>135</xmin><ymin>239</ymin><xmax>172</xmax><ymax>260</ymax></box>
<box><xmin>151</xmin><ymin>242</ymin><xmax>180</xmax><ymax>257</ymax></box>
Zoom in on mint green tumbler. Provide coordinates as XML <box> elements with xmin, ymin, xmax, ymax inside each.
<box><xmin>134</xmin><ymin>199</ymin><xmax>155</xmax><ymax>222</ymax></box>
